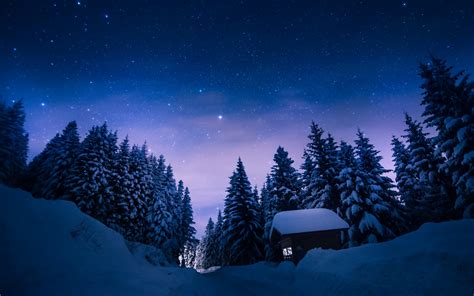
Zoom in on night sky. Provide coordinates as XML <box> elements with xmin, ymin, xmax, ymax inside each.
<box><xmin>1</xmin><ymin>0</ymin><xmax>473</xmax><ymax>236</ymax></box>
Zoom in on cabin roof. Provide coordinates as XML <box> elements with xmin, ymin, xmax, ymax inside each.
<box><xmin>271</xmin><ymin>208</ymin><xmax>349</xmax><ymax>236</ymax></box>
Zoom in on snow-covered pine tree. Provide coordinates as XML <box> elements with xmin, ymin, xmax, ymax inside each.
<box><xmin>24</xmin><ymin>133</ymin><xmax>62</xmax><ymax>197</ymax></box>
<box><xmin>302</xmin><ymin>122</ymin><xmax>325</xmax><ymax>208</ymax></box>
<box><xmin>148</xmin><ymin>155</ymin><xmax>177</xmax><ymax>261</ymax></box>
<box><xmin>176</xmin><ymin>180</ymin><xmax>185</xmax><ymax>252</ymax></box>
<box><xmin>403</xmin><ymin>114</ymin><xmax>452</xmax><ymax>224</ymax></box>
<box><xmin>222</xmin><ymin>158</ymin><xmax>263</xmax><ymax>265</ymax></box>
<box><xmin>164</xmin><ymin>164</ymin><xmax>181</xmax><ymax>261</ymax></box>
<box><xmin>43</xmin><ymin>121</ymin><xmax>80</xmax><ymax>199</ymax></box>
<box><xmin>391</xmin><ymin>136</ymin><xmax>411</xmax><ymax>202</ymax></box>
<box><xmin>201</xmin><ymin>217</ymin><xmax>215</xmax><ymax>269</ymax></box>
<box><xmin>0</xmin><ymin>100</ymin><xmax>28</xmax><ymax>187</ymax></box>
<box><xmin>210</xmin><ymin>209</ymin><xmax>224</xmax><ymax>266</ymax></box>
<box><xmin>260</xmin><ymin>176</ymin><xmax>282</xmax><ymax>262</ymax></box>
<box><xmin>300</xmin><ymin>150</ymin><xmax>314</xmax><ymax>202</ymax></box>
<box><xmin>269</xmin><ymin>146</ymin><xmax>301</xmax><ymax>212</ymax></box>
<box><xmin>420</xmin><ymin>57</ymin><xmax>474</xmax><ymax>218</ymax></box>
<box><xmin>309</xmin><ymin>133</ymin><xmax>340</xmax><ymax>210</ymax></box>
<box><xmin>180</xmin><ymin>186</ymin><xmax>197</xmax><ymax>264</ymax></box>
<box><xmin>338</xmin><ymin>131</ymin><xmax>405</xmax><ymax>247</ymax></box>
<box><xmin>65</xmin><ymin>123</ymin><xmax>117</xmax><ymax>223</ymax></box>
<box><xmin>129</xmin><ymin>144</ymin><xmax>152</xmax><ymax>243</ymax></box>
<box><xmin>109</xmin><ymin>137</ymin><xmax>135</xmax><ymax>236</ymax></box>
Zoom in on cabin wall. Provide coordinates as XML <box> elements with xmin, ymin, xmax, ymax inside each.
<box><xmin>280</xmin><ymin>229</ymin><xmax>345</xmax><ymax>263</ymax></box>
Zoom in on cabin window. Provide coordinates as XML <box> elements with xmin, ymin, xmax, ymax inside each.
<box><xmin>282</xmin><ymin>247</ymin><xmax>293</xmax><ymax>259</ymax></box>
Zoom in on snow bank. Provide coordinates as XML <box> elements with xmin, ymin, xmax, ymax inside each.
<box><xmin>0</xmin><ymin>185</ymin><xmax>198</xmax><ymax>295</ymax></box>
<box><xmin>296</xmin><ymin>220</ymin><xmax>474</xmax><ymax>295</ymax></box>
<box><xmin>1</xmin><ymin>185</ymin><xmax>473</xmax><ymax>295</ymax></box>
<box><xmin>271</xmin><ymin>208</ymin><xmax>349</xmax><ymax>235</ymax></box>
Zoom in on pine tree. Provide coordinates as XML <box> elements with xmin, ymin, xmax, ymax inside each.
<box><xmin>211</xmin><ymin>209</ymin><xmax>224</xmax><ymax>266</ymax></box>
<box><xmin>420</xmin><ymin>57</ymin><xmax>474</xmax><ymax>218</ymax></box>
<box><xmin>24</xmin><ymin>133</ymin><xmax>62</xmax><ymax>197</ymax></box>
<box><xmin>222</xmin><ymin>158</ymin><xmax>263</xmax><ymax>265</ymax></box>
<box><xmin>302</xmin><ymin>122</ymin><xmax>325</xmax><ymax>208</ymax></box>
<box><xmin>300</xmin><ymin>150</ymin><xmax>314</xmax><ymax>200</ymax></box>
<box><xmin>403</xmin><ymin>114</ymin><xmax>452</xmax><ymax>224</ymax></box>
<box><xmin>0</xmin><ymin>100</ymin><xmax>28</xmax><ymax>186</ymax></box>
<box><xmin>269</xmin><ymin>146</ymin><xmax>301</xmax><ymax>212</ymax></box>
<box><xmin>148</xmin><ymin>155</ymin><xmax>178</xmax><ymax>262</ymax></box>
<box><xmin>391</xmin><ymin>136</ymin><xmax>420</xmax><ymax>229</ymax></box>
<box><xmin>201</xmin><ymin>218</ymin><xmax>215</xmax><ymax>269</ymax></box>
<box><xmin>338</xmin><ymin>131</ymin><xmax>405</xmax><ymax>247</ymax></box>
<box><xmin>261</xmin><ymin>176</ymin><xmax>282</xmax><ymax>262</ymax></box>
<box><xmin>43</xmin><ymin>121</ymin><xmax>80</xmax><ymax>199</ymax></box>
<box><xmin>110</xmin><ymin>137</ymin><xmax>136</xmax><ymax>236</ymax></box>
<box><xmin>129</xmin><ymin>144</ymin><xmax>152</xmax><ymax>243</ymax></box>
<box><xmin>65</xmin><ymin>123</ymin><xmax>117</xmax><ymax>223</ymax></box>
<box><xmin>180</xmin><ymin>186</ymin><xmax>197</xmax><ymax>263</ymax></box>
<box><xmin>309</xmin><ymin>133</ymin><xmax>340</xmax><ymax>210</ymax></box>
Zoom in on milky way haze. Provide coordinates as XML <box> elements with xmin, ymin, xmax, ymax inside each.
<box><xmin>1</xmin><ymin>0</ymin><xmax>473</xmax><ymax>235</ymax></box>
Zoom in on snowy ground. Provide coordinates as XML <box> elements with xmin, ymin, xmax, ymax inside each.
<box><xmin>1</xmin><ymin>185</ymin><xmax>473</xmax><ymax>295</ymax></box>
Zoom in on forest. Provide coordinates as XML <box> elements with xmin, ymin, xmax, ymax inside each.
<box><xmin>0</xmin><ymin>57</ymin><xmax>473</xmax><ymax>269</ymax></box>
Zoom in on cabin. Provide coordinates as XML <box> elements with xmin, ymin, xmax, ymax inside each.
<box><xmin>270</xmin><ymin>208</ymin><xmax>349</xmax><ymax>263</ymax></box>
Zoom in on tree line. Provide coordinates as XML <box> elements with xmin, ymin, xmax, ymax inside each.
<box><xmin>0</xmin><ymin>109</ymin><xmax>197</xmax><ymax>266</ymax></box>
<box><xmin>195</xmin><ymin>57</ymin><xmax>474</xmax><ymax>268</ymax></box>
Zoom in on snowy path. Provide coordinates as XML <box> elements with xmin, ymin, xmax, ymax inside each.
<box><xmin>1</xmin><ymin>185</ymin><xmax>473</xmax><ymax>295</ymax></box>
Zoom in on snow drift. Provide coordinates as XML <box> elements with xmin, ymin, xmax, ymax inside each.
<box><xmin>1</xmin><ymin>185</ymin><xmax>473</xmax><ymax>295</ymax></box>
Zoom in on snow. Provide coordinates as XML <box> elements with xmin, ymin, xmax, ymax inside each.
<box><xmin>1</xmin><ymin>185</ymin><xmax>474</xmax><ymax>295</ymax></box>
<box><xmin>271</xmin><ymin>208</ymin><xmax>349</xmax><ymax>235</ymax></box>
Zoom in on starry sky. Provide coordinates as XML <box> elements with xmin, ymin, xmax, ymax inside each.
<box><xmin>1</xmin><ymin>0</ymin><xmax>473</xmax><ymax>236</ymax></box>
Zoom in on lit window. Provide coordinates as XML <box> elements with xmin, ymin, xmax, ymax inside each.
<box><xmin>282</xmin><ymin>247</ymin><xmax>293</xmax><ymax>259</ymax></box>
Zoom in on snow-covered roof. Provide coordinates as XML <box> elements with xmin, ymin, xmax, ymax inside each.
<box><xmin>271</xmin><ymin>208</ymin><xmax>349</xmax><ymax>236</ymax></box>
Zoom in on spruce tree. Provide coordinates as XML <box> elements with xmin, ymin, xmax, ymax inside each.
<box><xmin>0</xmin><ymin>100</ymin><xmax>28</xmax><ymax>186</ymax></box>
<box><xmin>420</xmin><ymin>57</ymin><xmax>474</xmax><ymax>218</ymax></box>
<box><xmin>269</xmin><ymin>146</ymin><xmax>301</xmax><ymax>211</ymax></box>
<box><xmin>211</xmin><ymin>209</ymin><xmax>224</xmax><ymax>266</ymax></box>
<box><xmin>302</xmin><ymin>122</ymin><xmax>325</xmax><ymax>208</ymax></box>
<box><xmin>338</xmin><ymin>131</ymin><xmax>404</xmax><ymax>247</ymax></box>
<box><xmin>261</xmin><ymin>176</ymin><xmax>281</xmax><ymax>262</ymax></box>
<box><xmin>44</xmin><ymin>121</ymin><xmax>80</xmax><ymax>199</ymax></box>
<box><xmin>201</xmin><ymin>218</ymin><xmax>215</xmax><ymax>269</ymax></box>
<box><xmin>65</xmin><ymin>123</ymin><xmax>117</xmax><ymax>223</ymax></box>
<box><xmin>180</xmin><ymin>186</ymin><xmax>197</xmax><ymax>262</ymax></box>
<box><xmin>403</xmin><ymin>114</ymin><xmax>452</xmax><ymax>223</ymax></box>
<box><xmin>309</xmin><ymin>133</ymin><xmax>340</xmax><ymax>210</ymax></box>
<box><xmin>222</xmin><ymin>158</ymin><xmax>263</xmax><ymax>265</ymax></box>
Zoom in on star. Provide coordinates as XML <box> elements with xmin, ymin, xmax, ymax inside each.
<box><xmin>218</xmin><ymin>115</ymin><xmax>223</xmax><ymax>120</ymax></box>
<box><xmin>41</xmin><ymin>102</ymin><xmax>46</xmax><ymax>107</ymax></box>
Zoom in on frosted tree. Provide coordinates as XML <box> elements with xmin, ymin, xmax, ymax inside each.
<box><xmin>338</xmin><ymin>131</ymin><xmax>405</xmax><ymax>247</ymax></box>
<box><xmin>300</xmin><ymin>150</ymin><xmax>314</xmax><ymax>201</ymax></box>
<box><xmin>148</xmin><ymin>155</ymin><xmax>174</xmax><ymax>258</ymax></box>
<box><xmin>25</xmin><ymin>122</ymin><xmax>80</xmax><ymax>200</ymax></box>
<box><xmin>261</xmin><ymin>176</ymin><xmax>282</xmax><ymax>262</ymax></box>
<box><xmin>24</xmin><ymin>133</ymin><xmax>62</xmax><ymax>197</ymax></box>
<box><xmin>0</xmin><ymin>100</ymin><xmax>28</xmax><ymax>187</ymax></box>
<box><xmin>129</xmin><ymin>144</ymin><xmax>152</xmax><ymax>242</ymax></box>
<box><xmin>222</xmin><ymin>158</ymin><xmax>263</xmax><ymax>265</ymax></box>
<box><xmin>403</xmin><ymin>114</ymin><xmax>452</xmax><ymax>224</ymax></box>
<box><xmin>200</xmin><ymin>218</ymin><xmax>215</xmax><ymax>269</ymax></box>
<box><xmin>65</xmin><ymin>123</ymin><xmax>117</xmax><ymax>223</ymax></box>
<box><xmin>179</xmin><ymin>186</ymin><xmax>197</xmax><ymax>264</ymax></box>
<box><xmin>269</xmin><ymin>146</ymin><xmax>301</xmax><ymax>212</ymax></box>
<box><xmin>211</xmin><ymin>209</ymin><xmax>224</xmax><ymax>266</ymax></box>
<box><xmin>420</xmin><ymin>57</ymin><xmax>474</xmax><ymax>218</ymax></box>
<box><xmin>302</xmin><ymin>122</ymin><xmax>325</xmax><ymax>208</ymax></box>
<box><xmin>309</xmin><ymin>133</ymin><xmax>340</xmax><ymax>210</ymax></box>
<box><xmin>110</xmin><ymin>137</ymin><xmax>136</xmax><ymax>237</ymax></box>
